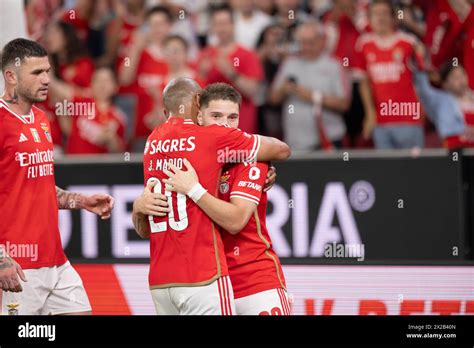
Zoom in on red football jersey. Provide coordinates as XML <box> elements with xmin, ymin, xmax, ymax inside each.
<box><xmin>219</xmin><ymin>162</ymin><xmax>286</xmax><ymax>299</ymax></box>
<box><xmin>66</xmin><ymin>96</ymin><xmax>126</xmax><ymax>154</ymax></box>
<box><xmin>143</xmin><ymin>117</ymin><xmax>261</xmax><ymax>288</ymax></box>
<box><xmin>353</xmin><ymin>31</ymin><xmax>424</xmax><ymax>125</ymax></box>
<box><xmin>196</xmin><ymin>45</ymin><xmax>263</xmax><ymax>134</ymax></box>
<box><xmin>0</xmin><ymin>100</ymin><xmax>67</xmax><ymax>269</ymax></box>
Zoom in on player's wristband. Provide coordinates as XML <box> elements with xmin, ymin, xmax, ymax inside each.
<box><xmin>312</xmin><ymin>90</ymin><xmax>323</xmax><ymax>106</ymax></box>
<box><xmin>187</xmin><ymin>183</ymin><xmax>207</xmax><ymax>203</ymax></box>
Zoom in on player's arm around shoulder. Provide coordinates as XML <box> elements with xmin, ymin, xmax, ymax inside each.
<box><xmin>210</xmin><ymin>124</ymin><xmax>291</xmax><ymax>162</ymax></box>
<box><xmin>256</xmin><ymin>135</ymin><xmax>291</xmax><ymax>162</ymax></box>
<box><xmin>162</xmin><ymin>159</ymin><xmax>257</xmax><ymax>234</ymax></box>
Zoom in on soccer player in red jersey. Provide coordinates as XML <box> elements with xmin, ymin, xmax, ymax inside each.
<box><xmin>162</xmin><ymin>83</ymin><xmax>290</xmax><ymax>315</ymax></box>
<box><xmin>0</xmin><ymin>38</ymin><xmax>114</xmax><ymax>315</ymax></box>
<box><xmin>132</xmin><ymin>79</ymin><xmax>290</xmax><ymax>315</ymax></box>
<box><xmin>353</xmin><ymin>0</ymin><xmax>426</xmax><ymax>149</ymax></box>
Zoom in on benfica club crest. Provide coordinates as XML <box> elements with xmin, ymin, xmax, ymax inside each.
<box><xmin>40</xmin><ymin>122</ymin><xmax>52</xmax><ymax>143</ymax></box>
<box><xmin>7</xmin><ymin>303</ymin><xmax>19</xmax><ymax>315</ymax></box>
<box><xmin>219</xmin><ymin>174</ymin><xmax>230</xmax><ymax>194</ymax></box>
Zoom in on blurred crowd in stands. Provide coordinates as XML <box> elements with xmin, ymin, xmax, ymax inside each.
<box><xmin>2</xmin><ymin>0</ymin><xmax>474</xmax><ymax>154</ymax></box>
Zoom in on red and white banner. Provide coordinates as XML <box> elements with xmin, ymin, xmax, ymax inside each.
<box><xmin>72</xmin><ymin>264</ymin><xmax>474</xmax><ymax>315</ymax></box>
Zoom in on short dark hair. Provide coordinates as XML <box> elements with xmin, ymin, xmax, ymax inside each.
<box><xmin>369</xmin><ymin>0</ymin><xmax>396</xmax><ymax>17</ymax></box>
<box><xmin>1</xmin><ymin>38</ymin><xmax>48</xmax><ymax>71</ymax></box>
<box><xmin>146</xmin><ymin>5</ymin><xmax>173</xmax><ymax>22</ymax></box>
<box><xmin>209</xmin><ymin>3</ymin><xmax>234</xmax><ymax>20</ymax></box>
<box><xmin>199</xmin><ymin>83</ymin><xmax>242</xmax><ymax>110</ymax></box>
<box><xmin>163</xmin><ymin>34</ymin><xmax>189</xmax><ymax>51</ymax></box>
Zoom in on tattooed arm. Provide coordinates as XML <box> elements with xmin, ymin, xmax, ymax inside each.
<box><xmin>56</xmin><ymin>186</ymin><xmax>115</xmax><ymax>219</ymax></box>
<box><xmin>56</xmin><ymin>186</ymin><xmax>84</xmax><ymax>209</ymax></box>
<box><xmin>0</xmin><ymin>247</ymin><xmax>26</xmax><ymax>292</ymax></box>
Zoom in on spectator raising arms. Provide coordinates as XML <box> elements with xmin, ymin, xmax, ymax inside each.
<box><xmin>197</xmin><ymin>4</ymin><xmax>264</xmax><ymax>134</ymax></box>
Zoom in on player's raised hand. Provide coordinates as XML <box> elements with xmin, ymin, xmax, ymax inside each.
<box><xmin>0</xmin><ymin>256</ymin><xmax>27</xmax><ymax>293</ymax></box>
<box><xmin>135</xmin><ymin>181</ymin><xmax>170</xmax><ymax>217</ymax></box>
<box><xmin>163</xmin><ymin>159</ymin><xmax>199</xmax><ymax>195</ymax></box>
<box><xmin>83</xmin><ymin>193</ymin><xmax>115</xmax><ymax>220</ymax></box>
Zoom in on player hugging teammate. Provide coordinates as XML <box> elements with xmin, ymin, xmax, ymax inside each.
<box><xmin>133</xmin><ymin>79</ymin><xmax>292</xmax><ymax>315</ymax></box>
